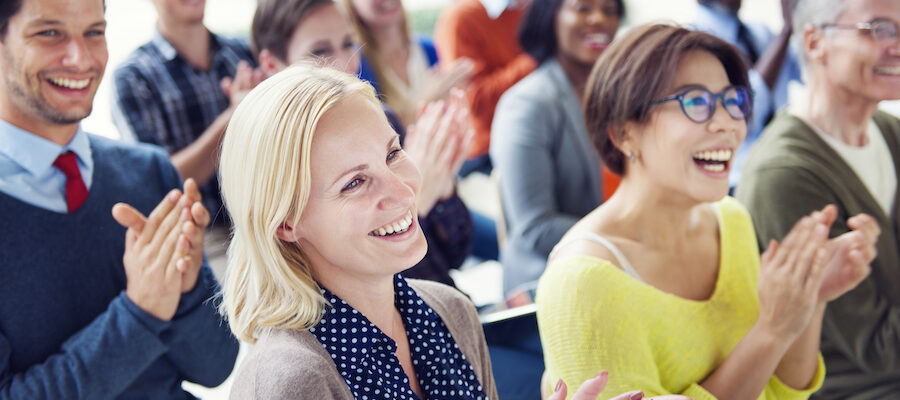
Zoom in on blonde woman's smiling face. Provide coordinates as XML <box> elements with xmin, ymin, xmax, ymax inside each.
<box><xmin>282</xmin><ymin>93</ymin><xmax>426</xmax><ymax>282</ymax></box>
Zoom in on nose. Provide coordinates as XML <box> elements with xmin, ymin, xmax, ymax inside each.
<box><xmin>335</xmin><ymin>50</ymin><xmax>360</xmax><ymax>76</ymax></box>
<box><xmin>707</xmin><ymin>97</ymin><xmax>743</xmax><ymax>135</ymax></box>
<box><xmin>376</xmin><ymin>168</ymin><xmax>416</xmax><ymax>212</ymax></box>
<box><xmin>61</xmin><ymin>38</ymin><xmax>92</xmax><ymax>71</ymax></box>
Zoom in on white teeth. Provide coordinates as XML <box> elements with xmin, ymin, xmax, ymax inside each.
<box><xmin>585</xmin><ymin>32</ymin><xmax>611</xmax><ymax>45</ymax></box>
<box><xmin>702</xmin><ymin>163</ymin><xmax>725</xmax><ymax>172</ymax></box>
<box><xmin>370</xmin><ymin>211</ymin><xmax>414</xmax><ymax>237</ymax></box>
<box><xmin>692</xmin><ymin>149</ymin><xmax>732</xmax><ymax>161</ymax></box>
<box><xmin>875</xmin><ymin>66</ymin><xmax>900</xmax><ymax>75</ymax></box>
<box><xmin>49</xmin><ymin>77</ymin><xmax>90</xmax><ymax>90</ymax></box>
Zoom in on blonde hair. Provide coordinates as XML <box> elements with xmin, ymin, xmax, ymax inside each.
<box><xmin>337</xmin><ymin>0</ymin><xmax>414</xmax><ymax>121</ymax></box>
<box><xmin>219</xmin><ymin>65</ymin><xmax>377</xmax><ymax>343</ymax></box>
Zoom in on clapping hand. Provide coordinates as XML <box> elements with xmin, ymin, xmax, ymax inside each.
<box><xmin>548</xmin><ymin>371</ymin><xmax>692</xmax><ymax>400</ymax></box>
<box><xmin>404</xmin><ymin>89</ymin><xmax>474</xmax><ymax>216</ymax></box>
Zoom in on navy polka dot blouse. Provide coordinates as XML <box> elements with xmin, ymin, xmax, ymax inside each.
<box><xmin>309</xmin><ymin>275</ymin><xmax>488</xmax><ymax>400</ymax></box>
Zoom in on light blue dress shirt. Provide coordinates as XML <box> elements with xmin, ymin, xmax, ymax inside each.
<box><xmin>0</xmin><ymin>119</ymin><xmax>93</xmax><ymax>213</ymax></box>
<box><xmin>691</xmin><ymin>3</ymin><xmax>803</xmax><ymax>187</ymax></box>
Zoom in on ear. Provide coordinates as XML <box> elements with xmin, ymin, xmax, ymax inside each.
<box><xmin>803</xmin><ymin>23</ymin><xmax>826</xmax><ymax>65</ymax></box>
<box><xmin>259</xmin><ymin>49</ymin><xmax>287</xmax><ymax>77</ymax></box>
<box><xmin>618</xmin><ymin>121</ymin><xmax>641</xmax><ymax>155</ymax></box>
<box><xmin>276</xmin><ymin>220</ymin><xmax>302</xmax><ymax>242</ymax></box>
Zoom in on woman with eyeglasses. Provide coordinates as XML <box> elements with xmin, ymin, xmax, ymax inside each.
<box><xmin>536</xmin><ymin>24</ymin><xmax>878</xmax><ymax>399</ymax></box>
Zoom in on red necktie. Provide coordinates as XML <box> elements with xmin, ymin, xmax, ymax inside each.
<box><xmin>52</xmin><ymin>151</ymin><xmax>89</xmax><ymax>213</ymax></box>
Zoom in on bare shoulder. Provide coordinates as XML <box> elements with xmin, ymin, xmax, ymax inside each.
<box><xmin>549</xmin><ymin>212</ymin><xmax>629</xmax><ymax>272</ymax></box>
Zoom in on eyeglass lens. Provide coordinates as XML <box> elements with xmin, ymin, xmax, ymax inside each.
<box><xmin>871</xmin><ymin>19</ymin><xmax>899</xmax><ymax>43</ymax></box>
<box><xmin>680</xmin><ymin>87</ymin><xmax>750</xmax><ymax>123</ymax></box>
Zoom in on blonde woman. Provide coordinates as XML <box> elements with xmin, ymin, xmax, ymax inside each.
<box><xmin>339</xmin><ymin>0</ymin><xmax>474</xmax><ymax>125</ymax></box>
<box><xmin>220</xmin><ymin>65</ymin><xmax>683</xmax><ymax>400</ymax></box>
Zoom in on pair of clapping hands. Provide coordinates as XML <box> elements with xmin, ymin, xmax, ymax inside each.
<box><xmin>404</xmin><ymin>89</ymin><xmax>474</xmax><ymax>217</ymax></box>
<box><xmin>756</xmin><ymin>205</ymin><xmax>879</xmax><ymax>342</ymax></box>
<box><xmin>111</xmin><ymin>179</ymin><xmax>210</xmax><ymax>322</ymax></box>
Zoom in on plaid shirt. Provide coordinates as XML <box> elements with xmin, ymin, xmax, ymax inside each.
<box><xmin>111</xmin><ymin>29</ymin><xmax>255</xmax><ymax>225</ymax></box>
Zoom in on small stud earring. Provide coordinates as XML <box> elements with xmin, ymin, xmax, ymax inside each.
<box><xmin>628</xmin><ymin>152</ymin><xmax>636</xmax><ymax>162</ymax></box>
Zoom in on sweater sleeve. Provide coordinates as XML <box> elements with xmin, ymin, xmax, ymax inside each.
<box><xmin>0</xmin><ymin>293</ymin><xmax>169</xmax><ymax>399</ymax></box>
<box><xmin>491</xmin><ymin>87</ymin><xmax>579</xmax><ymax>257</ymax></box>
<box><xmin>162</xmin><ymin>266</ymin><xmax>239</xmax><ymax>387</ymax></box>
<box><xmin>434</xmin><ymin>6</ymin><xmax>535</xmax><ymax>153</ymax></box>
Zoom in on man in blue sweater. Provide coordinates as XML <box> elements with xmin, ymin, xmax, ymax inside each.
<box><xmin>0</xmin><ymin>0</ymin><xmax>239</xmax><ymax>397</ymax></box>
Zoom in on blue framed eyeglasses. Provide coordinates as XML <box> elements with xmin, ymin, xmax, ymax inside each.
<box><xmin>650</xmin><ymin>86</ymin><xmax>752</xmax><ymax>123</ymax></box>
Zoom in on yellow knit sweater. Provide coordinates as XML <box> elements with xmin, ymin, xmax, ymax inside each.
<box><xmin>536</xmin><ymin>197</ymin><xmax>825</xmax><ymax>399</ymax></box>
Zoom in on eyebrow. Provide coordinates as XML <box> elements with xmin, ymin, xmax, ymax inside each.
<box><xmin>330</xmin><ymin>135</ymin><xmax>398</xmax><ymax>188</ymax></box>
<box><xmin>25</xmin><ymin>19</ymin><xmax>106</xmax><ymax>29</ymax></box>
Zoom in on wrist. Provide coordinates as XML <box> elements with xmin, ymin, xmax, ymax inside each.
<box><xmin>750</xmin><ymin>319</ymin><xmax>794</xmax><ymax>354</ymax></box>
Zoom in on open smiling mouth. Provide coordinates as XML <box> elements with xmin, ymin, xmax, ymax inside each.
<box><xmin>48</xmin><ymin>77</ymin><xmax>90</xmax><ymax>90</ymax></box>
<box><xmin>692</xmin><ymin>149</ymin><xmax>732</xmax><ymax>173</ymax></box>
<box><xmin>369</xmin><ymin>211</ymin><xmax>413</xmax><ymax>237</ymax></box>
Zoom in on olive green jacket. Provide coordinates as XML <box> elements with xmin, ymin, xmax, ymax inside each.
<box><xmin>736</xmin><ymin>111</ymin><xmax>900</xmax><ymax>399</ymax></box>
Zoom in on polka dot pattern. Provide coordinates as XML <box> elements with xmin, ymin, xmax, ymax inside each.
<box><xmin>310</xmin><ymin>275</ymin><xmax>488</xmax><ymax>400</ymax></box>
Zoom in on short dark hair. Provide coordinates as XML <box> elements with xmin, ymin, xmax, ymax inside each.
<box><xmin>251</xmin><ymin>0</ymin><xmax>333</xmax><ymax>61</ymax></box>
<box><xmin>518</xmin><ymin>0</ymin><xmax>625</xmax><ymax>65</ymax></box>
<box><xmin>0</xmin><ymin>0</ymin><xmax>23</xmax><ymax>39</ymax></box>
<box><xmin>584</xmin><ymin>24</ymin><xmax>750</xmax><ymax>175</ymax></box>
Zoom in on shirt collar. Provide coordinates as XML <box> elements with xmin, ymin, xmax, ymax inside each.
<box><xmin>480</xmin><ymin>0</ymin><xmax>510</xmax><ymax>19</ymax></box>
<box><xmin>311</xmin><ymin>275</ymin><xmax>440</xmax><ymax>353</ymax></box>
<box><xmin>0</xmin><ymin>119</ymin><xmax>92</xmax><ymax>177</ymax></box>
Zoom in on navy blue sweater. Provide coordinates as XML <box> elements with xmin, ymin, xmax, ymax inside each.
<box><xmin>0</xmin><ymin>135</ymin><xmax>238</xmax><ymax>398</ymax></box>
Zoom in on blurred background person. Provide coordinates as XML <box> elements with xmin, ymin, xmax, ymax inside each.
<box><xmin>491</xmin><ymin>0</ymin><xmax>623</xmax><ymax>297</ymax></box>
<box><xmin>737</xmin><ymin>0</ymin><xmax>900</xmax><ymax>397</ymax></box>
<box><xmin>691</xmin><ymin>0</ymin><xmax>803</xmax><ymax>189</ymax></box>
<box><xmin>339</xmin><ymin>0</ymin><xmax>474</xmax><ymax>126</ymax></box>
<box><xmin>111</xmin><ymin>0</ymin><xmax>261</xmax><ymax>278</ymax></box>
<box><xmin>539</xmin><ymin>24</ymin><xmax>876</xmax><ymax>399</ymax></box>
<box><xmin>435</xmin><ymin>0</ymin><xmax>536</xmax><ymax>176</ymax></box>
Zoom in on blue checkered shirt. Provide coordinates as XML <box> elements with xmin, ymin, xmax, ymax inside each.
<box><xmin>111</xmin><ymin>29</ymin><xmax>255</xmax><ymax>225</ymax></box>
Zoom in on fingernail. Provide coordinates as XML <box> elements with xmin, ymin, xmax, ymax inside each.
<box><xmin>554</xmin><ymin>379</ymin><xmax>564</xmax><ymax>393</ymax></box>
<box><xmin>167</xmin><ymin>190</ymin><xmax>180</xmax><ymax>202</ymax></box>
<box><xmin>630</xmin><ymin>391</ymin><xmax>644</xmax><ymax>400</ymax></box>
<box><xmin>597</xmin><ymin>370</ymin><xmax>608</xmax><ymax>380</ymax></box>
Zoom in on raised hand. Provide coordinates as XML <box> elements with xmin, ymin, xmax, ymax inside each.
<box><xmin>112</xmin><ymin>190</ymin><xmax>187</xmax><ymax>321</ymax></box>
<box><xmin>816</xmin><ymin>210</ymin><xmax>878</xmax><ymax>303</ymax></box>
<box><xmin>420</xmin><ymin>58</ymin><xmax>475</xmax><ymax>105</ymax></box>
<box><xmin>547</xmin><ymin>371</ymin><xmax>692</xmax><ymax>400</ymax></box>
<box><xmin>220</xmin><ymin>60</ymin><xmax>265</xmax><ymax>108</ymax></box>
<box><xmin>404</xmin><ymin>89</ymin><xmax>473</xmax><ymax>215</ymax></box>
<box><xmin>756</xmin><ymin>212</ymin><xmax>830</xmax><ymax>341</ymax></box>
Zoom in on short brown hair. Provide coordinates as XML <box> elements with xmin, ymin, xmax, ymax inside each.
<box><xmin>251</xmin><ymin>0</ymin><xmax>333</xmax><ymax>61</ymax></box>
<box><xmin>584</xmin><ymin>23</ymin><xmax>750</xmax><ymax>175</ymax></box>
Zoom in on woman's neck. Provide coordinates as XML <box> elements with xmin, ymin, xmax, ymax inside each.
<box><xmin>795</xmin><ymin>77</ymin><xmax>879</xmax><ymax>147</ymax></box>
<box><xmin>156</xmin><ymin>19</ymin><xmax>211</xmax><ymax>70</ymax></box>
<box><xmin>370</xmin><ymin>23</ymin><xmax>408</xmax><ymax>58</ymax></box>
<box><xmin>317</xmin><ymin>270</ymin><xmax>398</xmax><ymax>334</ymax></box>
<box><xmin>557</xmin><ymin>55</ymin><xmax>593</xmax><ymax>97</ymax></box>
<box><xmin>598</xmin><ymin>174</ymin><xmax>712</xmax><ymax>250</ymax></box>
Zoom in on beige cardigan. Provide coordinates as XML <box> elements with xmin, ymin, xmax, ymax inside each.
<box><xmin>229</xmin><ymin>279</ymin><xmax>498</xmax><ymax>399</ymax></box>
